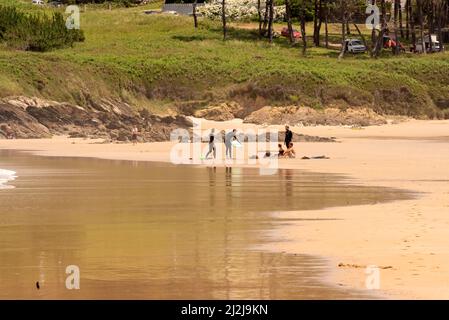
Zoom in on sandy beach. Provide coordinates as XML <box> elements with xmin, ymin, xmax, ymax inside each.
<box><xmin>1</xmin><ymin>118</ymin><xmax>448</xmax><ymax>299</ymax></box>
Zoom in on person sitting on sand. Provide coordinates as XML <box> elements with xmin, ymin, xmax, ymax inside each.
<box><xmin>283</xmin><ymin>142</ymin><xmax>296</xmax><ymax>158</ymax></box>
<box><xmin>278</xmin><ymin>144</ymin><xmax>285</xmax><ymax>157</ymax></box>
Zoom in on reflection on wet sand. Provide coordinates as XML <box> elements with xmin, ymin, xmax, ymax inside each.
<box><xmin>0</xmin><ymin>150</ymin><xmax>409</xmax><ymax>299</ymax></box>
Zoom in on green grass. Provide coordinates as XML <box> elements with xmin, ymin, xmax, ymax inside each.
<box><xmin>0</xmin><ymin>1</ymin><xmax>448</xmax><ymax>118</ymax></box>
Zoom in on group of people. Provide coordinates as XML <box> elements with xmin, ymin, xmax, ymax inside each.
<box><xmin>204</xmin><ymin>125</ymin><xmax>296</xmax><ymax>160</ymax></box>
<box><xmin>278</xmin><ymin>125</ymin><xmax>296</xmax><ymax>158</ymax></box>
<box><xmin>205</xmin><ymin>128</ymin><xmax>240</xmax><ymax>160</ymax></box>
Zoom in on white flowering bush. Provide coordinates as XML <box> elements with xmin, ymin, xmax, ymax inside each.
<box><xmin>198</xmin><ymin>0</ymin><xmax>286</xmax><ymax>22</ymax></box>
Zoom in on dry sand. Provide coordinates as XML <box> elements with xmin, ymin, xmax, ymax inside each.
<box><xmin>0</xmin><ymin>118</ymin><xmax>448</xmax><ymax>299</ymax></box>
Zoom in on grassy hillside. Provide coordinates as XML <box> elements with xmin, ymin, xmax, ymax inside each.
<box><xmin>1</xmin><ymin>1</ymin><xmax>449</xmax><ymax>118</ymax></box>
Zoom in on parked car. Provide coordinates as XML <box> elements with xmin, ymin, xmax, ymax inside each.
<box><xmin>414</xmin><ymin>34</ymin><xmax>442</xmax><ymax>53</ymax></box>
<box><xmin>344</xmin><ymin>39</ymin><xmax>367</xmax><ymax>53</ymax></box>
<box><xmin>280</xmin><ymin>27</ymin><xmax>302</xmax><ymax>40</ymax></box>
<box><xmin>48</xmin><ymin>1</ymin><xmax>63</xmax><ymax>7</ymax></box>
<box><xmin>383</xmin><ymin>35</ymin><xmax>406</xmax><ymax>52</ymax></box>
<box><xmin>32</xmin><ymin>0</ymin><xmax>44</xmax><ymax>5</ymax></box>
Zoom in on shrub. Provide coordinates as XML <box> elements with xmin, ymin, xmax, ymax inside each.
<box><xmin>0</xmin><ymin>6</ymin><xmax>84</xmax><ymax>52</ymax></box>
<box><xmin>198</xmin><ymin>0</ymin><xmax>286</xmax><ymax>22</ymax></box>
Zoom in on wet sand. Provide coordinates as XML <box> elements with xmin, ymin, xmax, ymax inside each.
<box><xmin>0</xmin><ymin>119</ymin><xmax>448</xmax><ymax>299</ymax></box>
<box><xmin>0</xmin><ymin>151</ymin><xmax>398</xmax><ymax>299</ymax></box>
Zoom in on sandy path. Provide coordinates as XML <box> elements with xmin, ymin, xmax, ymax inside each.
<box><xmin>0</xmin><ymin>119</ymin><xmax>448</xmax><ymax>299</ymax></box>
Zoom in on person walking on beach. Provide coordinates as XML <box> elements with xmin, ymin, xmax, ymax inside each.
<box><xmin>284</xmin><ymin>125</ymin><xmax>293</xmax><ymax>148</ymax></box>
<box><xmin>225</xmin><ymin>129</ymin><xmax>240</xmax><ymax>159</ymax></box>
<box><xmin>131</xmin><ymin>126</ymin><xmax>139</xmax><ymax>145</ymax></box>
<box><xmin>205</xmin><ymin>128</ymin><xmax>216</xmax><ymax>159</ymax></box>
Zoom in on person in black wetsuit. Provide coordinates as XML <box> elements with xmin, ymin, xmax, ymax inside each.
<box><xmin>284</xmin><ymin>125</ymin><xmax>293</xmax><ymax>148</ymax></box>
<box><xmin>205</xmin><ymin>128</ymin><xmax>216</xmax><ymax>159</ymax></box>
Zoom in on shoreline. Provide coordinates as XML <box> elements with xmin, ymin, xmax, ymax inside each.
<box><xmin>1</xmin><ymin>119</ymin><xmax>449</xmax><ymax>299</ymax></box>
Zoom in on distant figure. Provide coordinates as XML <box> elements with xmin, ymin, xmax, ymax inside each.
<box><xmin>284</xmin><ymin>125</ymin><xmax>293</xmax><ymax>148</ymax></box>
<box><xmin>131</xmin><ymin>126</ymin><xmax>139</xmax><ymax>145</ymax></box>
<box><xmin>205</xmin><ymin>129</ymin><xmax>216</xmax><ymax>159</ymax></box>
<box><xmin>36</xmin><ymin>281</ymin><xmax>40</xmax><ymax>290</ymax></box>
<box><xmin>1</xmin><ymin>124</ymin><xmax>14</xmax><ymax>139</ymax></box>
<box><xmin>284</xmin><ymin>142</ymin><xmax>296</xmax><ymax>158</ymax></box>
<box><xmin>225</xmin><ymin>129</ymin><xmax>240</xmax><ymax>159</ymax></box>
<box><xmin>278</xmin><ymin>144</ymin><xmax>285</xmax><ymax>157</ymax></box>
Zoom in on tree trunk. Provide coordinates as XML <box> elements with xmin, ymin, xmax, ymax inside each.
<box><xmin>437</xmin><ymin>0</ymin><xmax>446</xmax><ymax>52</ymax></box>
<box><xmin>399</xmin><ymin>0</ymin><xmax>404</xmax><ymax>38</ymax></box>
<box><xmin>316</xmin><ymin>0</ymin><xmax>323</xmax><ymax>47</ymax></box>
<box><xmin>410</xmin><ymin>0</ymin><xmax>416</xmax><ymax>51</ymax></box>
<box><xmin>300</xmin><ymin>0</ymin><xmax>307</xmax><ymax>55</ymax></box>
<box><xmin>268</xmin><ymin>0</ymin><xmax>274</xmax><ymax>43</ymax></box>
<box><xmin>313</xmin><ymin>0</ymin><xmax>319</xmax><ymax>45</ymax></box>
<box><xmin>371</xmin><ymin>0</ymin><xmax>377</xmax><ymax>50</ymax></box>
<box><xmin>405</xmin><ymin>0</ymin><xmax>410</xmax><ymax>40</ymax></box>
<box><xmin>372</xmin><ymin>0</ymin><xmax>387</xmax><ymax>58</ymax></box>
<box><xmin>338</xmin><ymin>0</ymin><xmax>346</xmax><ymax>60</ymax></box>
<box><xmin>324</xmin><ymin>1</ymin><xmax>329</xmax><ymax>48</ymax></box>
<box><xmin>429</xmin><ymin>0</ymin><xmax>435</xmax><ymax>34</ymax></box>
<box><xmin>261</xmin><ymin>0</ymin><xmax>269</xmax><ymax>37</ymax></box>
<box><xmin>418</xmin><ymin>0</ymin><xmax>426</xmax><ymax>54</ymax></box>
<box><xmin>313</xmin><ymin>0</ymin><xmax>322</xmax><ymax>46</ymax></box>
<box><xmin>222</xmin><ymin>0</ymin><xmax>227</xmax><ymax>40</ymax></box>
<box><xmin>394</xmin><ymin>0</ymin><xmax>400</xmax><ymax>55</ymax></box>
<box><xmin>258</xmin><ymin>0</ymin><xmax>262</xmax><ymax>37</ymax></box>
<box><xmin>354</xmin><ymin>23</ymin><xmax>368</xmax><ymax>50</ymax></box>
<box><xmin>193</xmin><ymin>0</ymin><xmax>198</xmax><ymax>29</ymax></box>
<box><xmin>286</xmin><ymin>0</ymin><xmax>294</xmax><ymax>44</ymax></box>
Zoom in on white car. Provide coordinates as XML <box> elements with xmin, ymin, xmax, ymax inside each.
<box><xmin>345</xmin><ymin>39</ymin><xmax>367</xmax><ymax>54</ymax></box>
<box><xmin>32</xmin><ymin>0</ymin><xmax>44</xmax><ymax>5</ymax></box>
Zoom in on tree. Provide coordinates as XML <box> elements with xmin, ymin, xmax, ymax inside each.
<box><xmin>222</xmin><ymin>0</ymin><xmax>227</xmax><ymax>40</ymax></box>
<box><xmin>313</xmin><ymin>0</ymin><xmax>323</xmax><ymax>46</ymax></box>
<box><xmin>285</xmin><ymin>0</ymin><xmax>295</xmax><ymax>44</ymax></box>
<box><xmin>268</xmin><ymin>0</ymin><xmax>274</xmax><ymax>43</ymax></box>
<box><xmin>193</xmin><ymin>0</ymin><xmax>198</xmax><ymax>28</ymax></box>
<box><xmin>300</xmin><ymin>0</ymin><xmax>307</xmax><ymax>55</ymax></box>
<box><xmin>405</xmin><ymin>0</ymin><xmax>410</xmax><ymax>40</ymax></box>
<box><xmin>336</xmin><ymin>0</ymin><xmax>360</xmax><ymax>59</ymax></box>
<box><xmin>372</xmin><ymin>0</ymin><xmax>387</xmax><ymax>58</ymax></box>
<box><xmin>417</xmin><ymin>0</ymin><xmax>426</xmax><ymax>54</ymax></box>
<box><xmin>324</xmin><ymin>0</ymin><xmax>330</xmax><ymax>48</ymax></box>
<box><xmin>338</xmin><ymin>0</ymin><xmax>347</xmax><ymax>59</ymax></box>
<box><xmin>435</xmin><ymin>0</ymin><xmax>448</xmax><ymax>51</ymax></box>
<box><xmin>393</xmin><ymin>0</ymin><xmax>401</xmax><ymax>55</ymax></box>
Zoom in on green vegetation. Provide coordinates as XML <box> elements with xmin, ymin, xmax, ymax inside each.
<box><xmin>0</xmin><ymin>1</ymin><xmax>448</xmax><ymax>118</ymax></box>
<box><xmin>0</xmin><ymin>6</ymin><xmax>84</xmax><ymax>52</ymax></box>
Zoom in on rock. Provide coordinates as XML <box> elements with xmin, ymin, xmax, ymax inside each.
<box><xmin>194</xmin><ymin>102</ymin><xmax>242</xmax><ymax>121</ymax></box>
<box><xmin>244</xmin><ymin>106</ymin><xmax>388</xmax><ymax>127</ymax></box>
<box><xmin>117</xmin><ymin>129</ymin><xmax>129</xmax><ymax>142</ymax></box>
<box><xmin>244</xmin><ymin>131</ymin><xmax>336</xmax><ymax>143</ymax></box>
<box><xmin>0</xmin><ymin>96</ymin><xmax>193</xmax><ymax>141</ymax></box>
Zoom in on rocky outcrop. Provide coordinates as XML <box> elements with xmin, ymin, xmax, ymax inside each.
<box><xmin>194</xmin><ymin>102</ymin><xmax>243</xmax><ymax>121</ymax></box>
<box><xmin>0</xmin><ymin>96</ymin><xmax>192</xmax><ymax>141</ymax></box>
<box><xmin>243</xmin><ymin>106</ymin><xmax>388</xmax><ymax>126</ymax></box>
